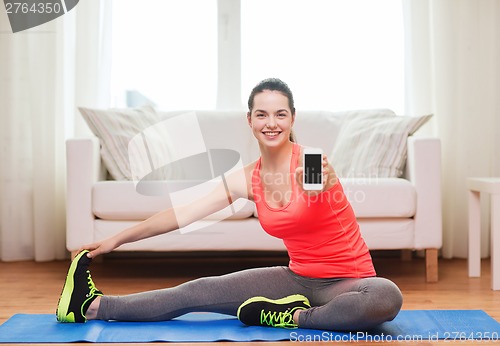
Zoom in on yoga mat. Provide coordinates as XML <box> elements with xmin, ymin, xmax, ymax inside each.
<box><xmin>0</xmin><ymin>310</ymin><xmax>499</xmax><ymax>343</ymax></box>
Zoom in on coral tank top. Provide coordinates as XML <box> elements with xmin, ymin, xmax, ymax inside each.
<box><xmin>252</xmin><ymin>143</ymin><xmax>376</xmax><ymax>278</ymax></box>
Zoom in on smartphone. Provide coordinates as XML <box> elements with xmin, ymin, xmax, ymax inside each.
<box><xmin>302</xmin><ymin>147</ymin><xmax>323</xmax><ymax>191</ymax></box>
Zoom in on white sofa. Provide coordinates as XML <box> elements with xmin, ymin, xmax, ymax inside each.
<box><xmin>66</xmin><ymin>109</ymin><xmax>442</xmax><ymax>282</ymax></box>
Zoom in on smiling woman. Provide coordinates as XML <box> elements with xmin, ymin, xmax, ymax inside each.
<box><xmin>55</xmin><ymin>77</ymin><xmax>403</xmax><ymax>332</ymax></box>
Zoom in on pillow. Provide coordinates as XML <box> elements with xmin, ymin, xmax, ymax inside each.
<box><xmin>331</xmin><ymin>113</ymin><xmax>432</xmax><ymax>178</ymax></box>
<box><xmin>79</xmin><ymin>106</ymin><xmax>171</xmax><ymax>180</ymax></box>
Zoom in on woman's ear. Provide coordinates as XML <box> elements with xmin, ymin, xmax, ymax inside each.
<box><xmin>247</xmin><ymin>112</ymin><xmax>252</xmax><ymax>127</ymax></box>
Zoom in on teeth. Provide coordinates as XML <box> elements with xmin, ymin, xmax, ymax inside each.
<box><xmin>264</xmin><ymin>132</ymin><xmax>279</xmax><ymax>136</ymax></box>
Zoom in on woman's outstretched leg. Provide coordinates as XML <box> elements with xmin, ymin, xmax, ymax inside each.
<box><xmin>56</xmin><ymin>250</ymin><xmax>307</xmax><ymax>323</ymax></box>
<box><xmin>96</xmin><ymin>266</ymin><xmax>304</xmax><ymax>322</ymax></box>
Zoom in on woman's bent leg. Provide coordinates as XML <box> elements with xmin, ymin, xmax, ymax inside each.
<box><xmin>298</xmin><ymin>277</ymin><xmax>403</xmax><ymax>331</ymax></box>
<box><xmin>96</xmin><ymin>266</ymin><xmax>304</xmax><ymax>322</ymax></box>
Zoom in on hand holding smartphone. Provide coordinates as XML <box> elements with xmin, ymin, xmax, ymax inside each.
<box><xmin>302</xmin><ymin>147</ymin><xmax>323</xmax><ymax>191</ymax></box>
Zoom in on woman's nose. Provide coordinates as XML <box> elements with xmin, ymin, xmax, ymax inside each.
<box><xmin>266</xmin><ymin>116</ymin><xmax>277</xmax><ymax>129</ymax></box>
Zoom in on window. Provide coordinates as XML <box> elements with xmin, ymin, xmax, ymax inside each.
<box><xmin>111</xmin><ymin>0</ymin><xmax>404</xmax><ymax>113</ymax></box>
<box><xmin>241</xmin><ymin>0</ymin><xmax>404</xmax><ymax>113</ymax></box>
<box><xmin>111</xmin><ymin>0</ymin><xmax>217</xmax><ymax>110</ymax></box>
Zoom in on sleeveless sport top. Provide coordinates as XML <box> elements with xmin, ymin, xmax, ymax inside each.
<box><xmin>252</xmin><ymin>143</ymin><xmax>376</xmax><ymax>278</ymax></box>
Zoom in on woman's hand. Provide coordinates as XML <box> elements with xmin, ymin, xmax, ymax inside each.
<box><xmin>295</xmin><ymin>154</ymin><xmax>337</xmax><ymax>195</ymax></box>
<box><xmin>78</xmin><ymin>237</ymin><xmax>119</xmax><ymax>259</ymax></box>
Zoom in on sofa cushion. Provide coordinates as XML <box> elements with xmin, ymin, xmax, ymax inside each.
<box><xmin>92</xmin><ymin>181</ymin><xmax>255</xmax><ymax>221</ymax></box>
<box><xmin>93</xmin><ymin>178</ymin><xmax>414</xmax><ymax>221</ymax></box>
<box><xmin>93</xmin><ymin>218</ymin><xmax>286</xmax><ymax>251</ymax></box>
<box><xmin>79</xmin><ymin>106</ymin><xmax>175</xmax><ymax>181</ymax></box>
<box><xmin>331</xmin><ymin>112</ymin><xmax>432</xmax><ymax>178</ymax></box>
<box><xmin>359</xmin><ymin>219</ymin><xmax>414</xmax><ymax>249</ymax></box>
<box><xmin>341</xmin><ymin>178</ymin><xmax>416</xmax><ymax>217</ymax></box>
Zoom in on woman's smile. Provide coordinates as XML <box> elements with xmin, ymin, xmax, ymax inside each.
<box><xmin>262</xmin><ymin>130</ymin><xmax>282</xmax><ymax>139</ymax></box>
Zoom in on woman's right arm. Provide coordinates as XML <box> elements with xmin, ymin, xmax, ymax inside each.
<box><xmin>81</xmin><ymin>165</ymin><xmax>253</xmax><ymax>258</ymax></box>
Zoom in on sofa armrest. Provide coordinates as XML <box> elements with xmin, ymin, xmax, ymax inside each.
<box><xmin>66</xmin><ymin>137</ymin><xmax>106</xmax><ymax>251</ymax></box>
<box><xmin>405</xmin><ymin>137</ymin><xmax>442</xmax><ymax>249</ymax></box>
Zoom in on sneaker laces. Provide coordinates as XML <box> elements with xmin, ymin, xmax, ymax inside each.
<box><xmin>259</xmin><ymin>307</ymin><xmax>301</xmax><ymax>329</ymax></box>
<box><xmin>85</xmin><ymin>270</ymin><xmax>100</xmax><ymax>298</ymax></box>
<box><xmin>80</xmin><ymin>270</ymin><xmax>101</xmax><ymax>320</ymax></box>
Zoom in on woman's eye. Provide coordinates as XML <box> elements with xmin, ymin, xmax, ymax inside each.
<box><xmin>277</xmin><ymin>113</ymin><xmax>287</xmax><ymax>118</ymax></box>
<box><xmin>256</xmin><ymin>113</ymin><xmax>265</xmax><ymax>118</ymax></box>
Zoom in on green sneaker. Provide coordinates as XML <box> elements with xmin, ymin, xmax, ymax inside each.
<box><xmin>56</xmin><ymin>250</ymin><xmax>103</xmax><ymax>323</ymax></box>
<box><xmin>237</xmin><ymin>294</ymin><xmax>311</xmax><ymax>329</ymax></box>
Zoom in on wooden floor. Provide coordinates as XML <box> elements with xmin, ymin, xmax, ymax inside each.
<box><xmin>1</xmin><ymin>252</ymin><xmax>500</xmax><ymax>345</ymax></box>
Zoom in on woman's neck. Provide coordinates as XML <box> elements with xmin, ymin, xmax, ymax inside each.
<box><xmin>259</xmin><ymin>141</ymin><xmax>295</xmax><ymax>171</ymax></box>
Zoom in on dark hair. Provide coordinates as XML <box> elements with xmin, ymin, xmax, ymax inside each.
<box><xmin>247</xmin><ymin>78</ymin><xmax>296</xmax><ymax>142</ymax></box>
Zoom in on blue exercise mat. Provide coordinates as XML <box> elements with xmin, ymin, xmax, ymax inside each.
<box><xmin>0</xmin><ymin>310</ymin><xmax>499</xmax><ymax>343</ymax></box>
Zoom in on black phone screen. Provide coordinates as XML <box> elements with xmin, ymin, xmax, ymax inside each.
<box><xmin>304</xmin><ymin>154</ymin><xmax>322</xmax><ymax>184</ymax></box>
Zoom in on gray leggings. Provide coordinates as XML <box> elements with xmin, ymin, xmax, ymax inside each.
<box><xmin>96</xmin><ymin>266</ymin><xmax>403</xmax><ymax>331</ymax></box>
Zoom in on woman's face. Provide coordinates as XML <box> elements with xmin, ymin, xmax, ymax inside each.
<box><xmin>247</xmin><ymin>90</ymin><xmax>295</xmax><ymax>148</ymax></box>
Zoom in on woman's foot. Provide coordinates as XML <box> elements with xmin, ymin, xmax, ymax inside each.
<box><xmin>237</xmin><ymin>294</ymin><xmax>310</xmax><ymax>329</ymax></box>
<box><xmin>56</xmin><ymin>250</ymin><xmax>103</xmax><ymax>323</ymax></box>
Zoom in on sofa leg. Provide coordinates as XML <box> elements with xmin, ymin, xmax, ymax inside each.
<box><xmin>425</xmin><ymin>248</ymin><xmax>439</xmax><ymax>282</ymax></box>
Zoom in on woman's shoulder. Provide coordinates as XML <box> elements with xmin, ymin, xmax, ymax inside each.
<box><xmin>221</xmin><ymin>161</ymin><xmax>259</xmax><ymax>201</ymax></box>
<box><xmin>243</xmin><ymin>160</ymin><xmax>259</xmax><ymax>179</ymax></box>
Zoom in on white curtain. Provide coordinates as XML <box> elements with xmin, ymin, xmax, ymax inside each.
<box><xmin>403</xmin><ymin>0</ymin><xmax>500</xmax><ymax>258</ymax></box>
<box><xmin>0</xmin><ymin>0</ymin><xmax>111</xmax><ymax>261</ymax></box>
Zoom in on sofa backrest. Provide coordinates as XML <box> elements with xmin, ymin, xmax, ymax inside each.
<box><xmin>157</xmin><ymin>109</ymin><xmax>346</xmax><ymax>166</ymax></box>
<box><xmin>292</xmin><ymin>110</ymin><xmax>345</xmax><ymax>152</ymax></box>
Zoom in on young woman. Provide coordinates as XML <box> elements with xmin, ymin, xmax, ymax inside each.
<box><xmin>56</xmin><ymin>78</ymin><xmax>403</xmax><ymax>331</ymax></box>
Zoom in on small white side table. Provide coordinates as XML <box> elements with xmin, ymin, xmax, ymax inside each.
<box><xmin>467</xmin><ymin>177</ymin><xmax>500</xmax><ymax>290</ymax></box>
